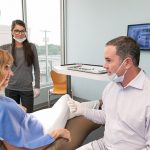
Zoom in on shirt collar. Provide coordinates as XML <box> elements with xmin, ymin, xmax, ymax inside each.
<box><xmin>126</xmin><ymin>70</ymin><xmax>145</xmax><ymax>89</ymax></box>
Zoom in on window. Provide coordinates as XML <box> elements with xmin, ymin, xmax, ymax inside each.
<box><xmin>0</xmin><ymin>0</ymin><xmax>62</xmax><ymax>86</ymax></box>
<box><xmin>0</xmin><ymin>0</ymin><xmax>63</xmax><ymax>106</ymax></box>
<box><xmin>26</xmin><ymin>0</ymin><xmax>61</xmax><ymax>86</ymax></box>
<box><xmin>0</xmin><ymin>0</ymin><xmax>22</xmax><ymax>45</ymax></box>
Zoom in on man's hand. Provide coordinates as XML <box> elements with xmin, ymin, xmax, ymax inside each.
<box><xmin>49</xmin><ymin>128</ymin><xmax>71</xmax><ymax>142</ymax></box>
<box><xmin>67</xmin><ymin>99</ymin><xmax>85</xmax><ymax>119</ymax></box>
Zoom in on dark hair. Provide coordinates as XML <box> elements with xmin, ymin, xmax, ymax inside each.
<box><xmin>11</xmin><ymin>19</ymin><xmax>34</xmax><ymax>66</ymax></box>
<box><xmin>106</xmin><ymin>36</ymin><xmax>140</xmax><ymax>66</ymax></box>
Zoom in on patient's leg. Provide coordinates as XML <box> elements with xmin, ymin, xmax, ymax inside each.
<box><xmin>32</xmin><ymin>94</ymin><xmax>70</xmax><ymax>133</ymax></box>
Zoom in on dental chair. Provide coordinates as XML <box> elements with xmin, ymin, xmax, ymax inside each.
<box><xmin>1</xmin><ymin>101</ymin><xmax>103</xmax><ymax>150</ymax></box>
<box><xmin>0</xmin><ymin>116</ymin><xmax>101</xmax><ymax>150</ymax></box>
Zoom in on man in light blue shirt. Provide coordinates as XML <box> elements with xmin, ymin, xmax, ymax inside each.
<box><xmin>69</xmin><ymin>36</ymin><xmax>150</xmax><ymax>150</ymax></box>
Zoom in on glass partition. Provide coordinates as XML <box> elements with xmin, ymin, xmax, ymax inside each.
<box><xmin>26</xmin><ymin>0</ymin><xmax>61</xmax><ymax>86</ymax></box>
<box><xmin>0</xmin><ymin>0</ymin><xmax>22</xmax><ymax>45</ymax></box>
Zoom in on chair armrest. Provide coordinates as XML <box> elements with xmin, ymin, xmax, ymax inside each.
<box><xmin>0</xmin><ymin>141</ymin><xmax>7</xmax><ymax>150</ymax></box>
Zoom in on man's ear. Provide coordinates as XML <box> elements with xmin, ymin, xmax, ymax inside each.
<box><xmin>124</xmin><ymin>58</ymin><xmax>133</xmax><ymax>69</ymax></box>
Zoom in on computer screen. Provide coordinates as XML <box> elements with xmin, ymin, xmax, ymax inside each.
<box><xmin>127</xmin><ymin>23</ymin><xmax>150</xmax><ymax>51</ymax></box>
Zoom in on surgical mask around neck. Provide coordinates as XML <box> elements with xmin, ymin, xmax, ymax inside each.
<box><xmin>13</xmin><ymin>37</ymin><xmax>26</xmax><ymax>43</ymax></box>
<box><xmin>110</xmin><ymin>70</ymin><xmax>127</xmax><ymax>83</ymax></box>
<box><xmin>109</xmin><ymin>59</ymin><xmax>128</xmax><ymax>83</ymax></box>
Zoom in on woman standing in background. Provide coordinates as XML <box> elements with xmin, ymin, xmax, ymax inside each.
<box><xmin>0</xmin><ymin>19</ymin><xmax>40</xmax><ymax>113</ymax></box>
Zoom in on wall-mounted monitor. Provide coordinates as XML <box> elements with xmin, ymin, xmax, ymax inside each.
<box><xmin>127</xmin><ymin>23</ymin><xmax>150</xmax><ymax>51</ymax></box>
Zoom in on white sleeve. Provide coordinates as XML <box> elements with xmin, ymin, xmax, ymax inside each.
<box><xmin>141</xmin><ymin>107</ymin><xmax>150</xmax><ymax>149</ymax></box>
<box><xmin>83</xmin><ymin>108</ymin><xmax>105</xmax><ymax>125</ymax></box>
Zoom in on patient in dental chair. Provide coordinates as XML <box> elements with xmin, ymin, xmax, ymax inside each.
<box><xmin>0</xmin><ymin>115</ymin><xmax>100</xmax><ymax>150</ymax></box>
<box><xmin>0</xmin><ymin>95</ymin><xmax>100</xmax><ymax>150</ymax></box>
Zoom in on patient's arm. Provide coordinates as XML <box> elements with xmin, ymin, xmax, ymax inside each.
<box><xmin>48</xmin><ymin>128</ymin><xmax>71</xmax><ymax>142</ymax></box>
<box><xmin>2</xmin><ymin>116</ymin><xmax>101</xmax><ymax>150</ymax></box>
<box><xmin>2</xmin><ymin>128</ymin><xmax>71</xmax><ymax>150</ymax></box>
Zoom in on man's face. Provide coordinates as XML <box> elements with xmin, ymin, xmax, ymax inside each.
<box><xmin>103</xmin><ymin>45</ymin><xmax>124</xmax><ymax>76</ymax></box>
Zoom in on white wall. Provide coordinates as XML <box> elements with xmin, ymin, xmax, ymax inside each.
<box><xmin>0</xmin><ymin>25</ymin><xmax>11</xmax><ymax>45</ymax></box>
<box><xmin>66</xmin><ymin>0</ymin><xmax>150</xmax><ymax>100</ymax></box>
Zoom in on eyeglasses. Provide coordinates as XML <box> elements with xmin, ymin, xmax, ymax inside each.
<box><xmin>13</xmin><ymin>29</ymin><xmax>26</xmax><ymax>35</ymax></box>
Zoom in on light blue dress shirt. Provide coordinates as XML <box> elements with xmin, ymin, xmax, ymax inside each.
<box><xmin>84</xmin><ymin>70</ymin><xmax>150</xmax><ymax>150</ymax></box>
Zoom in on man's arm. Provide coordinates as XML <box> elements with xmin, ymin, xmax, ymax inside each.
<box><xmin>68</xmin><ymin>99</ymin><xmax>105</xmax><ymax>125</ymax></box>
<box><xmin>141</xmin><ymin>108</ymin><xmax>150</xmax><ymax>149</ymax></box>
<box><xmin>83</xmin><ymin>108</ymin><xmax>105</xmax><ymax>125</ymax></box>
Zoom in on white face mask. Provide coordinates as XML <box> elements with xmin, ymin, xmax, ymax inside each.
<box><xmin>110</xmin><ymin>70</ymin><xmax>127</xmax><ymax>83</ymax></box>
<box><xmin>109</xmin><ymin>59</ymin><xmax>128</xmax><ymax>83</ymax></box>
<box><xmin>13</xmin><ymin>37</ymin><xmax>26</xmax><ymax>43</ymax></box>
